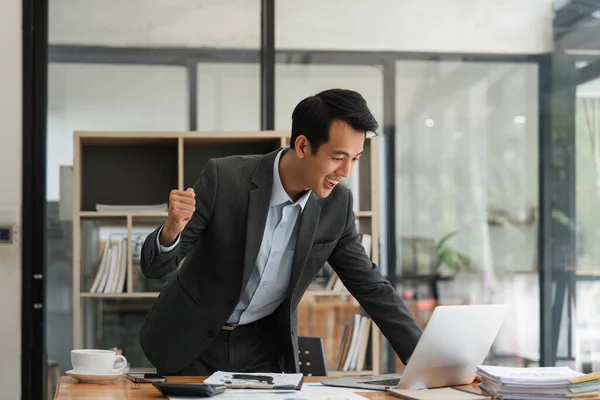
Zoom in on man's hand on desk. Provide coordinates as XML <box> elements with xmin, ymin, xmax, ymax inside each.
<box><xmin>472</xmin><ymin>375</ymin><xmax>482</xmax><ymax>383</ymax></box>
<box><xmin>160</xmin><ymin>188</ymin><xmax>196</xmax><ymax>246</ymax></box>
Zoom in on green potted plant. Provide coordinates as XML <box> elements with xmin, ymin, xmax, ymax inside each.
<box><xmin>436</xmin><ymin>231</ymin><xmax>472</xmax><ymax>275</ymax></box>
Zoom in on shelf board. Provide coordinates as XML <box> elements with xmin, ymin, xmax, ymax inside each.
<box><xmin>182</xmin><ymin>132</ymin><xmax>288</xmax><ymax>144</ymax></box>
<box><xmin>327</xmin><ymin>369</ymin><xmax>374</xmax><ymax>377</ymax></box>
<box><xmin>78</xmin><ymin>211</ymin><xmax>168</xmax><ymax>219</ymax></box>
<box><xmin>80</xmin><ymin>292</ymin><xmax>159</xmax><ymax>298</ymax></box>
<box><xmin>354</xmin><ymin>211</ymin><xmax>372</xmax><ymax>218</ymax></box>
<box><xmin>76</xmin><ymin>130</ymin><xmax>289</xmax><ymax>145</ymax></box>
<box><xmin>303</xmin><ymin>291</ymin><xmax>354</xmax><ymax>297</ymax></box>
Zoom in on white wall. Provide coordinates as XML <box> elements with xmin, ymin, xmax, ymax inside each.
<box><xmin>0</xmin><ymin>0</ymin><xmax>21</xmax><ymax>397</ymax></box>
<box><xmin>48</xmin><ymin>0</ymin><xmax>555</xmax><ymax>54</ymax></box>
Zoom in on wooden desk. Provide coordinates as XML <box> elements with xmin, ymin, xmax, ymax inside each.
<box><xmin>54</xmin><ymin>376</ymin><xmax>395</xmax><ymax>399</ymax></box>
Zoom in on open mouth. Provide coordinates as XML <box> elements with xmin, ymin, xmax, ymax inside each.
<box><xmin>325</xmin><ymin>177</ymin><xmax>339</xmax><ymax>189</ymax></box>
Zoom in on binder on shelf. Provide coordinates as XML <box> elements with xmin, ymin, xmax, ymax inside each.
<box><xmin>89</xmin><ymin>238</ymin><xmax>127</xmax><ymax>294</ymax></box>
<box><xmin>336</xmin><ymin>313</ymin><xmax>372</xmax><ymax>372</ymax></box>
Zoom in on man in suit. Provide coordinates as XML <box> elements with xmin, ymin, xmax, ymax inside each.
<box><xmin>139</xmin><ymin>88</ymin><xmax>422</xmax><ymax>376</ymax></box>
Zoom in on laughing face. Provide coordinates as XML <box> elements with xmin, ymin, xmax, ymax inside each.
<box><xmin>294</xmin><ymin>119</ymin><xmax>365</xmax><ymax>199</ymax></box>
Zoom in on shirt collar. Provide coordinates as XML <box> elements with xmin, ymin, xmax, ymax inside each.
<box><xmin>270</xmin><ymin>147</ymin><xmax>311</xmax><ymax>210</ymax></box>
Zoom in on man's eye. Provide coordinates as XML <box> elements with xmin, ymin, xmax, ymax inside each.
<box><xmin>332</xmin><ymin>157</ymin><xmax>343</xmax><ymax>161</ymax></box>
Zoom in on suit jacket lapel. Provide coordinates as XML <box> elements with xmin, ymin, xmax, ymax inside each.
<box><xmin>242</xmin><ymin>151</ymin><xmax>277</xmax><ymax>291</ymax></box>
<box><xmin>288</xmin><ymin>194</ymin><xmax>321</xmax><ymax>303</ymax></box>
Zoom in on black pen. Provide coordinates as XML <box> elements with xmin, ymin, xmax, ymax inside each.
<box><xmin>231</xmin><ymin>374</ymin><xmax>274</xmax><ymax>384</ymax></box>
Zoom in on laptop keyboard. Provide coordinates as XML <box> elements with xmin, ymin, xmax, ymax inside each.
<box><xmin>359</xmin><ymin>378</ymin><xmax>401</xmax><ymax>386</ymax></box>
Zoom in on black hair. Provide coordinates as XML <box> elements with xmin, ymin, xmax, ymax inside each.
<box><xmin>290</xmin><ymin>88</ymin><xmax>378</xmax><ymax>153</ymax></box>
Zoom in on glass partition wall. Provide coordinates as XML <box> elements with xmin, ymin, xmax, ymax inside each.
<box><xmin>394</xmin><ymin>60</ymin><xmax>540</xmax><ymax>370</ymax></box>
<box><xmin>43</xmin><ymin>2</ymin><xmax>573</xmax><ymax>398</ymax></box>
<box><xmin>540</xmin><ymin>3</ymin><xmax>600</xmax><ymax>372</ymax></box>
<box><xmin>45</xmin><ymin>0</ymin><xmax>262</xmax><ymax>389</ymax></box>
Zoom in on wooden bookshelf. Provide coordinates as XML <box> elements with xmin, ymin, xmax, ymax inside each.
<box><xmin>72</xmin><ymin>130</ymin><xmax>381</xmax><ymax>375</ymax></box>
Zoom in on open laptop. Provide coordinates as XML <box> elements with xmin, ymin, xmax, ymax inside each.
<box><xmin>321</xmin><ymin>304</ymin><xmax>507</xmax><ymax>391</ymax></box>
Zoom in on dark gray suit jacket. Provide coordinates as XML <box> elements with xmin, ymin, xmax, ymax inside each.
<box><xmin>139</xmin><ymin>148</ymin><xmax>422</xmax><ymax>374</ymax></box>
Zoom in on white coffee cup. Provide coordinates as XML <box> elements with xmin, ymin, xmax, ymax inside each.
<box><xmin>71</xmin><ymin>349</ymin><xmax>127</xmax><ymax>374</ymax></box>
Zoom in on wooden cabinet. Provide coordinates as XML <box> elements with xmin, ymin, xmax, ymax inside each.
<box><xmin>72</xmin><ymin>130</ymin><xmax>381</xmax><ymax>375</ymax></box>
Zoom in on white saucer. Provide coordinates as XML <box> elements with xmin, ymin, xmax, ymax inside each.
<box><xmin>66</xmin><ymin>369</ymin><xmax>123</xmax><ymax>384</ymax></box>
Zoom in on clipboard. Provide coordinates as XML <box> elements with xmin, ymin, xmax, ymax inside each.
<box><xmin>204</xmin><ymin>371</ymin><xmax>304</xmax><ymax>390</ymax></box>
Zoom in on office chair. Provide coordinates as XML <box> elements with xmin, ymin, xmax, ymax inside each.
<box><xmin>297</xmin><ymin>336</ymin><xmax>328</xmax><ymax>376</ymax></box>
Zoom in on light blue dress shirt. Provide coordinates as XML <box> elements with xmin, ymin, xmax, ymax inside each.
<box><xmin>157</xmin><ymin>148</ymin><xmax>311</xmax><ymax>325</ymax></box>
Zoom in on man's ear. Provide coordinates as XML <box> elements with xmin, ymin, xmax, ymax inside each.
<box><xmin>294</xmin><ymin>135</ymin><xmax>310</xmax><ymax>159</ymax></box>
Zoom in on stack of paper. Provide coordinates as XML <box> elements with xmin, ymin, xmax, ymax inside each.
<box><xmin>477</xmin><ymin>365</ymin><xmax>600</xmax><ymax>399</ymax></box>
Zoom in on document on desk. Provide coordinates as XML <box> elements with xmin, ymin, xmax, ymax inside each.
<box><xmin>204</xmin><ymin>371</ymin><xmax>304</xmax><ymax>390</ymax></box>
<box><xmin>169</xmin><ymin>388</ymin><xmax>370</xmax><ymax>400</ymax></box>
<box><xmin>388</xmin><ymin>387</ymin><xmax>491</xmax><ymax>400</ymax></box>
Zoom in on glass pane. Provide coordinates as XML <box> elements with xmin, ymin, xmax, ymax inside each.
<box><xmin>47</xmin><ymin>0</ymin><xmax>260</xmax><ymax>383</ymax></box>
<box><xmin>46</xmin><ymin>63</ymin><xmax>187</xmax><ymax>373</ymax></box>
<box><xmin>47</xmin><ymin>64</ymin><xmax>187</xmax><ymax>200</ymax></box>
<box><xmin>574</xmin><ymin>73</ymin><xmax>600</xmax><ymax>372</ymax></box>
<box><xmin>275</xmin><ymin>62</ymin><xmax>385</xmax><ymax>373</ymax></box>
<box><xmin>197</xmin><ymin>63</ymin><xmax>260</xmax><ymax>131</ymax></box>
<box><xmin>545</xmin><ymin>3</ymin><xmax>600</xmax><ymax>371</ymax></box>
<box><xmin>275</xmin><ymin>65</ymin><xmax>383</xmax><ymax>130</ymax></box>
<box><xmin>395</xmin><ymin>60</ymin><xmax>539</xmax><ymax>368</ymax></box>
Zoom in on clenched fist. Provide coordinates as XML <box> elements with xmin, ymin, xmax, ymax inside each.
<box><xmin>160</xmin><ymin>188</ymin><xmax>195</xmax><ymax>246</ymax></box>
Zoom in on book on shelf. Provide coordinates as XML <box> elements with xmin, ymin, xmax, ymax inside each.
<box><xmin>336</xmin><ymin>313</ymin><xmax>372</xmax><ymax>372</ymax></box>
<box><xmin>89</xmin><ymin>238</ymin><xmax>127</xmax><ymax>293</ymax></box>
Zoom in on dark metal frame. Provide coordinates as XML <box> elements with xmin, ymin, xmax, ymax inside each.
<box><xmin>187</xmin><ymin>63</ymin><xmax>198</xmax><ymax>130</ymax></box>
<box><xmin>22</xmin><ymin>0</ymin><xmax>48</xmax><ymax>398</ymax></box>
<box><xmin>260</xmin><ymin>0</ymin><xmax>275</xmax><ymax>130</ymax></box>
<box><xmin>382</xmin><ymin>60</ymin><xmax>398</xmax><ymax>373</ymax></box>
<box><xmin>554</xmin><ymin>0</ymin><xmax>600</xmax><ymax>40</ymax></box>
<box><xmin>538</xmin><ymin>54</ymin><xmax>555</xmax><ymax>367</ymax></box>
<box><xmin>538</xmin><ymin>53</ymin><xmax>581</xmax><ymax>368</ymax></box>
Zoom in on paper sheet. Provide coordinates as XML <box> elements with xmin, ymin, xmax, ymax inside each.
<box><xmin>388</xmin><ymin>387</ymin><xmax>490</xmax><ymax>400</ymax></box>
<box><xmin>169</xmin><ymin>386</ymin><xmax>370</xmax><ymax>400</ymax></box>
<box><xmin>204</xmin><ymin>370</ymin><xmax>303</xmax><ymax>389</ymax></box>
<box><xmin>476</xmin><ymin>366</ymin><xmax>583</xmax><ymax>385</ymax></box>
<box><xmin>302</xmin><ymin>383</ymin><xmax>379</xmax><ymax>393</ymax></box>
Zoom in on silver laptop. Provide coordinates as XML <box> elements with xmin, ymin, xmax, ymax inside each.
<box><xmin>321</xmin><ymin>304</ymin><xmax>507</xmax><ymax>391</ymax></box>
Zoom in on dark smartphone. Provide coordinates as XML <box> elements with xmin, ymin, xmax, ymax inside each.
<box><xmin>152</xmin><ymin>382</ymin><xmax>227</xmax><ymax>397</ymax></box>
<box><xmin>125</xmin><ymin>373</ymin><xmax>166</xmax><ymax>383</ymax></box>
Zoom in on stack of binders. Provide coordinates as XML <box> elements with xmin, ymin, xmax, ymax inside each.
<box><xmin>476</xmin><ymin>365</ymin><xmax>600</xmax><ymax>399</ymax></box>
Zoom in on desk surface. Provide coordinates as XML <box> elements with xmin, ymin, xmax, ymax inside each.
<box><xmin>55</xmin><ymin>376</ymin><xmax>396</xmax><ymax>399</ymax></box>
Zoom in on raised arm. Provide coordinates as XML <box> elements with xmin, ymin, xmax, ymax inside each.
<box><xmin>140</xmin><ymin>159</ymin><xmax>218</xmax><ymax>279</ymax></box>
<box><xmin>327</xmin><ymin>190</ymin><xmax>422</xmax><ymax>365</ymax></box>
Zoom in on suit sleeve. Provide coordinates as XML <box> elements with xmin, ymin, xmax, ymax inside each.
<box><xmin>140</xmin><ymin>159</ymin><xmax>218</xmax><ymax>279</ymax></box>
<box><xmin>327</xmin><ymin>189</ymin><xmax>422</xmax><ymax>365</ymax></box>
